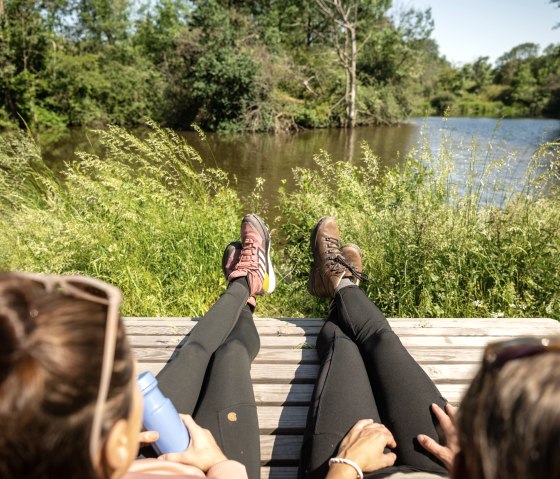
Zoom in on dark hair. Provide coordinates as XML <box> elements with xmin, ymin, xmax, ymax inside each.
<box><xmin>0</xmin><ymin>275</ymin><xmax>133</xmax><ymax>479</ymax></box>
<box><xmin>458</xmin><ymin>353</ymin><xmax>560</xmax><ymax>479</ymax></box>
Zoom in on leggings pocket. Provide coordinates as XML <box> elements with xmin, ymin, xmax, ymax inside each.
<box><xmin>217</xmin><ymin>402</ymin><xmax>260</xmax><ymax>463</ymax></box>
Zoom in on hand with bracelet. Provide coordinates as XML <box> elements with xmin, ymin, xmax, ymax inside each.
<box><xmin>326</xmin><ymin>419</ymin><xmax>397</xmax><ymax>479</ymax></box>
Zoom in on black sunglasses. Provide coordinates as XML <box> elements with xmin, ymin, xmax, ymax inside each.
<box><xmin>483</xmin><ymin>336</ymin><xmax>560</xmax><ymax>370</ymax></box>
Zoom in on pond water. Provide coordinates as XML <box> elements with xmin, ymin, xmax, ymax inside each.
<box><xmin>39</xmin><ymin>117</ymin><xmax>560</xmax><ymax>210</ymax></box>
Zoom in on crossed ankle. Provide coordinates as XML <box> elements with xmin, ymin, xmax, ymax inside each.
<box><xmin>335</xmin><ymin>277</ymin><xmax>355</xmax><ymax>293</ymax></box>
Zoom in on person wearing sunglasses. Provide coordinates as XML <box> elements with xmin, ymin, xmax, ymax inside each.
<box><xmin>298</xmin><ymin>217</ymin><xmax>560</xmax><ymax>479</ymax></box>
<box><xmin>0</xmin><ymin>213</ymin><xmax>275</xmax><ymax>479</ymax></box>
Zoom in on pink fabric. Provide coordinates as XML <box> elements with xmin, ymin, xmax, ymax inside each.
<box><xmin>124</xmin><ymin>458</ymin><xmax>248</xmax><ymax>479</ymax></box>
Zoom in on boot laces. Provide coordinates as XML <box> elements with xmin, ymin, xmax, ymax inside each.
<box><xmin>236</xmin><ymin>239</ymin><xmax>259</xmax><ymax>272</ymax></box>
<box><xmin>334</xmin><ymin>254</ymin><xmax>370</xmax><ymax>283</ymax></box>
<box><xmin>322</xmin><ymin>237</ymin><xmax>369</xmax><ymax>282</ymax></box>
<box><xmin>323</xmin><ymin>236</ymin><xmax>345</xmax><ymax>274</ymax></box>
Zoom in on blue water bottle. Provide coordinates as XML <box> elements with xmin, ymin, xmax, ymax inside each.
<box><xmin>137</xmin><ymin>371</ymin><xmax>190</xmax><ymax>454</ymax></box>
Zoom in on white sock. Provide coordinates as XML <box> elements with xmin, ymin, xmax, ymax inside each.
<box><xmin>335</xmin><ymin>277</ymin><xmax>354</xmax><ymax>293</ymax></box>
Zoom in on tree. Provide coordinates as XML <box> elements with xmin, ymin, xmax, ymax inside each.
<box><xmin>313</xmin><ymin>0</ymin><xmax>391</xmax><ymax>127</ymax></box>
<box><xmin>71</xmin><ymin>0</ymin><xmax>130</xmax><ymax>45</ymax></box>
<box><xmin>0</xmin><ymin>0</ymin><xmax>51</xmax><ymax>125</ymax></box>
<box><xmin>495</xmin><ymin>42</ymin><xmax>540</xmax><ymax>85</ymax></box>
<box><xmin>461</xmin><ymin>56</ymin><xmax>492</xmax><ymax>93</ymax></box>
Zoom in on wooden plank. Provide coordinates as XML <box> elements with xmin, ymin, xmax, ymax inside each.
<box><xmin>438</xmin><ymin>383</ymin><xmax>469</xmax><ymax>404</ymax></box>
<box><xmin>126</xmin><ymin>316</ymin><xmax>560</xmax><ymax>479</ymax></box>
<box><xmin>249</xmin><ymin>364</ymin><xmax>319</xmax><ymax>383</ymax></box>
<box><xmin>129</xmin><ymin>334</ymin><xmax>530</xmax><ymax>349</ymax></box>
<box><xmin>252</xmin><ymin>383</ymin><xmax>467</xmax><ymax>406</ymax></box>
<box><xmin>124</xmin><ymin>324</ymin><xmax>560</xmax><ymax>337</ymax></box>
<box><xmin>257</xmin><ymin>406</ymin><xmax>309</xmax><ymax>433</ymax></box>
<box><xmin>137</xmin><ymin>362</ymin><xmax>478</xmax><ymax>384</ymax></box>
<box><xmin>133</xmin><ymin>347</ymin><xmax>320</xmax><ymax>364</ymax></box>
<box><xmin>125</xmin><ymin>325</ymin><xmax>321</xmax><ymax>336</ymax></box>
<box><xmin>261</xmin><ymin>467</ymin><xmax>298</xmax><ymax>479</ymax></box>
<box><xmin>136</xmin><ymin>363</ymin><xmax>320</xmax><ymax>382</ymax></box>
<box><xmin>253</xmin><ymin>384</ymin><xmax>315</xmax><ymax>406</ymax></box>
<box><xmin>255</xmin><ymin>383</ymin><xmax>467</xmax><ymax>406</ymax></box>
<box><xmin>124</xmin><ymin>317</ymin><xmax>557</xmax><ymax>326</ymax></box>
<box><xmin>260</xmin><ymin>435</ymin><xmax>302</xmax><ymax>463</ymax></box>
<box><xmin>132</xmin><ymin>346</ymin><xmax>488</xmax><ymax>365</ymax></box>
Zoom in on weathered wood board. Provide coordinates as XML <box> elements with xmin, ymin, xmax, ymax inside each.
<box><xmin>125</xmin><ymin>316</ymin><xmax>560</xmax><ymax>478</ymax></box>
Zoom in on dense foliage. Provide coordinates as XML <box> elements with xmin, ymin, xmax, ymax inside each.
<box><xmin>0</xmin><ymin>0</ymin><xmax>558</xmax><ymax>132</ymax></box>
<box><xmin>1</xmin><ymin>125</ymin><xmax>558</xmax><ymax>319</ymax></box>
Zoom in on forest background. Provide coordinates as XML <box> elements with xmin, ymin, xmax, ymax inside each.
<box><xmin>1</xmin><ymin>0</ymin><xmax>559</xmax><ymax>133</ymax></box>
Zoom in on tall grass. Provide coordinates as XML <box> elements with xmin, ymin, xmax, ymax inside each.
<box><xmin>269</xmin><ymin>136</ymin><xmax>560</xmax><ymax>320</ymax></box>
<box><xmin>0</xmin><ymin>122</ymin><xmax>241</xmax><ymax>316</ymax></box>
<box><xmin>1</xmin><ymin>122</ymin><xmax>559</xmax><ymax>319</ymax></box>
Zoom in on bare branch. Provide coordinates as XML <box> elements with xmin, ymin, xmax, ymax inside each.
<box><xmin>356</xmin><ymin>31</ymin><xmax>373</xmax><ymax>54</ymax></box>
<box><xmin>303</xmin><ymin>76</ymin><xmax>318</xmax><ymax>96</ymax></box>
<box><xmin>330</xmin><ymin>94</ymin><xmax>346</xmax><ymax>113</ymax></box>
<box><xmin>315</xmin><ymin>0</ymin><xmax>336</xmax><ymax>20</ymax></box>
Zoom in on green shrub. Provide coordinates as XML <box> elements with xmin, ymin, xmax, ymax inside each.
<box><xmin>1</xmin><ymin>123</ymin><xmax>559</xmax><ymax>320</ymax></box>
<box><xmin>295</xmin><ymin>103</ymin><xmax>331</xmax><ymax>128</ymax></box>
<box><xmin>0</xmin><ymin>122</ymin><xmax>241</xmax><ymax>316</ymax></box>
<box><xmin>264</xmin><ymin>138</ymin><xmax>560</xmax><ymax>320</ymax></box>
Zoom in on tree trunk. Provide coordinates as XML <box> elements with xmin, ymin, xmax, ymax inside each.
<box><xmin>348</xmin><ymin>25</ymin><xmax>357</xmax><ymax>128</ymax></box>
<box><xmin>315</xmin><ymin>0</ymin><xmax>359</xmax><ymax>128</ymax></box>
<box><xmin>343</xmin><ymin>44</ymin><xmax>350</xmax><ymax>127</ymax></box>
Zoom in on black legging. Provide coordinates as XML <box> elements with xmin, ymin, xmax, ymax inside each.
<box><xmin>299</xmin><ymin>285</ymin><xmax>448</xmax><ymax>479</ymax></box>
<box><xmin>155</xmin><ymin>278</ymin><xmax>261</xmax><ymax>479</ymax></box>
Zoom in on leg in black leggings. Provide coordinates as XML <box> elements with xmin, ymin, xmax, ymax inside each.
<box><xmin>157</xmin><ymin>278</ymin><xmax>251</xmax><ymax>412</ymax></box>
<box><xmin>155</xmin><ymin>278</ymin><xmax>261</xmax><ymax>479</ymax></box>
<box><xmin>193</xmin><ymin>304</ymin><xmax>260</xmax><ymax>479</ymax></box>
<box><xmin>299</xmin><ymin>307</ymin><xmax>381</xmax><ymax>479</ymax></box>
<box><xmin>334</xmin><ymin>285</ymin><xmax>447</xmax><ymax>474</ymax></box>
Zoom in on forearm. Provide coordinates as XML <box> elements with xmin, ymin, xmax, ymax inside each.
<box><xmin>206</xmin><ymin>459</ymin><xmax>248</xmax><ymax>479</ymax></box>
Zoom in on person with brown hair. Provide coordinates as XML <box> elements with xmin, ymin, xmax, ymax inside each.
<box><xmin>299</xmin><ymin>216</ymin><xmax>560</xmax><ymax>479</ymax></box>
<box><xmin>0</xmin><ymin>214</ymin><xmax>274</xmax><ymax>479</ymax></box>
<box><xmin>423</xmin><ymin>337</ymin><xmax>560</xmax><ymax>479</ymax></box>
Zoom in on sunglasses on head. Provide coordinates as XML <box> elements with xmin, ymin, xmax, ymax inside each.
<box><xmin>483</xmin><ymin>336</ymin><xmax>560</xmax><ymax>370</ymax></box>
<box><xmin>10</xmin><ymin>272</ymin><xmax>123</xmax><ymax>463</ymax></box>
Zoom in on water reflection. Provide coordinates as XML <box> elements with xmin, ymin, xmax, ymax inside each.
<box><xmin>179</xmin><ymin>123</ymin><xmax>418</xmax><ymax>204</ymax></box>
<box><xmin>37</xmin><ymin>117</ymin><xmax>560</xmax><ymax>211</ymax></box>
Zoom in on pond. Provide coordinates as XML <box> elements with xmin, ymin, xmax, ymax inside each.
<box><xmin>39</xmin><ymin>117</ymin><xmax>560</xmax><ymax>211</ymax></box>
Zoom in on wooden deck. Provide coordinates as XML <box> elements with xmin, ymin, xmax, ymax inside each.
<box><xmin>125</xmin><ymin>316</ymin><xmax>560</xmax><ymax>479</ymax></box>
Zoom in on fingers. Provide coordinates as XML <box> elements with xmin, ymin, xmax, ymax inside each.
<box><xmin>158</xmin><ymin>451</ymin><xmax>183</xmax><ymax>462</ymax></box>
<box><xmin>381</xmin><ymin>452</ymin><xmax>397</xmax><ymax>468</ymax></box>
<box><xmin>363</xmin><ymin>422</ymin><xmax>397</xmax><ymax>449</ymax></box>
<box><xmin>417</xmin><ymin>434</ymin><xmax>453</xmax><ymax>467</ymax></box>
<box><xmin>179</xmin><ymin>414</ymin><xmax>197</xmax><ymax>431</ymax></box>
<box><xmin>351</xmin><ymin>418</ymin><xmax>375</xmax><ymax>431</ymax></box>
<box><xmin>417</xmin><ymin>434</ymin><xmax>439</xmax><ymax>454</ymax></box>
<box><xmin>445</xmin><ymin>403</ymin><xmax>457</xmax><ymax>421</ymax></box>
<box><xmin>139</xmin><ymin>430</ymin><xmax>159</xmax><ymax>444</ymax></box>
<box><xmin>383</xmin><ymin>430</ymin><xmax>397</xmax><ymax>450</ymax></box>
<box><xmin>431</xmin><ymin>403</ymin><xmax>455</xmax><ymax>437</ymax></box>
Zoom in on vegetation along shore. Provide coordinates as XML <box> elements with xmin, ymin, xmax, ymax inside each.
<box><xmin>1</xmin><ymin>0</ymin><xmax>559</xmax><ymax>133</ymax></box>
<box><xmin>1</xmin><ymin>123</ymin><xmax>558</xmax><ymax>319</ymax></box>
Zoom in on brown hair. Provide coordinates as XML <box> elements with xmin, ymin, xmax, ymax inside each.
<box><xmin>0</xmin><ymin>274</ymin><xmax>133</xmax><ymax>479</ymax></box>
<box><xmin>458</xmin><ymin>353</ymin><xmax>560</xmax><ymax>479</ymax></box>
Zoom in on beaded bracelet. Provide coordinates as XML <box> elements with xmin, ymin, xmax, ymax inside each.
<box><xmin>328</xmin><ymin>457</ymin><xmax>364</xmax><ymax>479</ymax></box>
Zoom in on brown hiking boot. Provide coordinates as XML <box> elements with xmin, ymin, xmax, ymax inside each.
<box><xmin>341</xmin><ymin>243</ymin><xmax>363</xmax><ymax>286</ymax></box>
<box><xmin>307</xmin><ymin>217</ymin><xmax>352</xmax><ymax>298</ymax></box>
